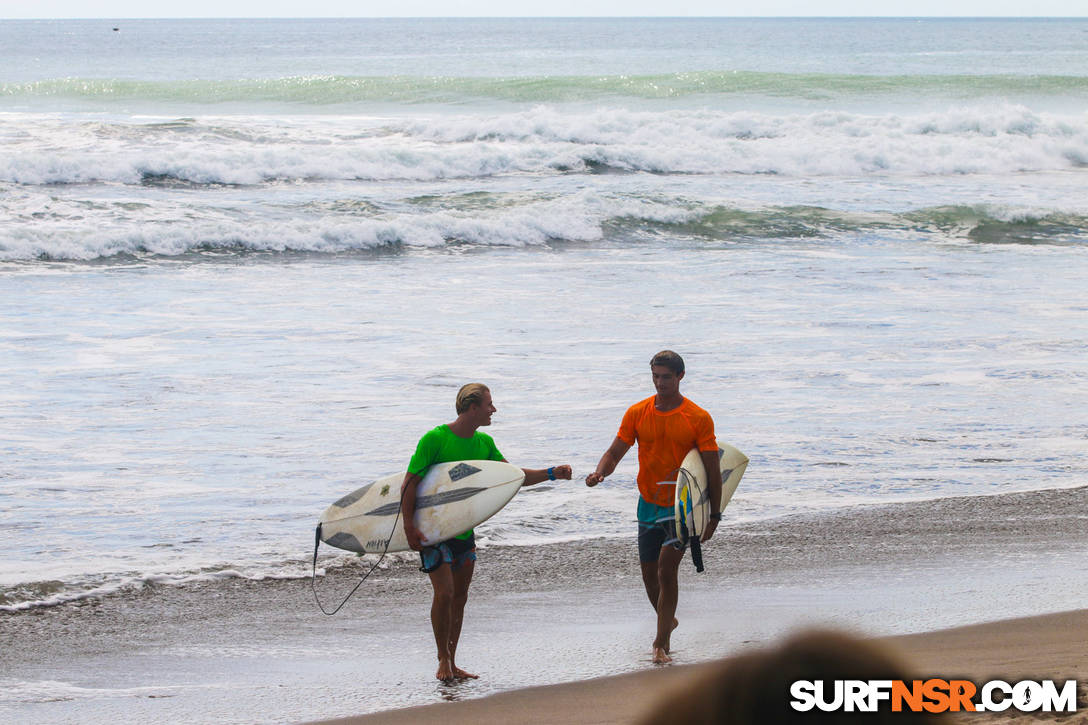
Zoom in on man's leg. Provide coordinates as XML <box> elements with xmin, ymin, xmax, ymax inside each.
<box><xmin>638</xmin><ymin>522</ymin><xmax>665</xmax><ymax>609</ymax></box>
<box><xmin>640</xmin><ymin>558</ymin><xmax>660</xmax><ymax>609</ymax></box>
<box><xmin>447</xmin><ymin>558</ymin><xmax>478</xmax><ymax>679</ymax></box>
<box><xmin>427</xmin><ymin>563</ymin><xmax>456</xmax><ymax>681</ymax></box>
<box><xmin>640</xmin><ymin>524</ymin><xmax>679</xmax><ymax>652</ymax></box>
<box><xmin>653</xmin><ymin>544</ymin><xmax>684</xmax><ymax>663</ymax></box>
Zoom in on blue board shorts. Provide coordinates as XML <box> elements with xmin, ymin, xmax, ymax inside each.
<box><xmin>637</xmin><ymin>498</ymin><xmax>686</xmax><ymax>563</ymax></box>
<box><xmin>419</xmin><ymin>533</ymin><xmax>477</xmax><ymax>573</ymax></box>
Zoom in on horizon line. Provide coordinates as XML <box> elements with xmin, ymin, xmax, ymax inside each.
<box><xmin>3</xmin><ymin>15</ymin><xmax>1086</xmax><ymax>20</ymax></box>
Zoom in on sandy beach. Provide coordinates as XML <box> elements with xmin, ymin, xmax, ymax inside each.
<box><xmin>314</xmin><ymin>610</ymin><xmax>1088</xmax><ymax>725</ymax></box>
<box><xmin>2</xmin><ymin>485</ymin><xmax>1086</xmax><ymax>724</ymax></box>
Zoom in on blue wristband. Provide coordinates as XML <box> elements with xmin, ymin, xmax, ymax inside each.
<box><xmin>547</xmin><ymin>467</ymin><xmax>555</xmax><ymax>481</ymax></box>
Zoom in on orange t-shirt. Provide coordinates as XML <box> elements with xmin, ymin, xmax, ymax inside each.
<box><xmin>617</xmin><ymin>396</ymin><xmax>717</xmax><ymax>507</ymax></box>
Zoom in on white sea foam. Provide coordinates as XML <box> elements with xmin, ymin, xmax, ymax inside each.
<box><xmin>0</xmin><ymin>566</ymin><xmax>321</xmax><ymax>613</ymax></box>
<box><xmin>1</xmin><ymin>106</ymin><xmax>1085</xmax><ymax>188</ymax></box>
<box><xmin>0</xmin><ymin>191</ymin><xmax>701</xmax><ymax>259</ymax></box>
<box><xmin>3</xmin><ymin>181</ymin><xmax>1084</xmax><ymax>261</ymax></box>
<box><xmin>0</xmin><ymin>678</ymin><xmax>199</xmax><ymax>704</ymax></box>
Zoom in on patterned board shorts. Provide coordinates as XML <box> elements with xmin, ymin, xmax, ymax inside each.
<box><xmin>419</xmin><ymin>533</ymin><xmax>477</xmax><ymax>573</ymax></box>
<box><xmin>637</xmin><ymin>499</ymin><xmax>687</xmax><ymax>563</ymax></box>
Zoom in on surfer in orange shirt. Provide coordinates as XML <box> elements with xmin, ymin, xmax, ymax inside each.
<box><xmin>586</xmin><ymin>351</ymin><xmax>723</xmax><ymax>663</ymax></box>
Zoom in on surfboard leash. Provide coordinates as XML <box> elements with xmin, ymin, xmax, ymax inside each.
<box><xmin>310</xmin><ymin>484</ymin><xmax>406</xmax><ymax>616</ymax></box>
<box><xmin>677</xmin><ymin>468</ymin><xmax>705</xmax><ymax>573</ymax></box>
<box><xmin>669</xmin><ymin>467</ymin><xmax>705</xmax><ymax>573</ymax></box>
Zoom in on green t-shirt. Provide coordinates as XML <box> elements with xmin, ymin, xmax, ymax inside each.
<box><xmin>407</xmin><ymin>424</ymin><xmax>505</xmax><ymax>539</ymax></box>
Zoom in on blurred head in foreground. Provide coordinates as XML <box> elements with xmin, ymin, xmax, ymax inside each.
<box><xmin>640</xmin><ymin>630</ymin><xmax>949</xmax><ymax>724</ymax></box>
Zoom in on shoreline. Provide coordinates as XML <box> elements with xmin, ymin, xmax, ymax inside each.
<box><xmin>310</xmin><ymin>609</ymin><xmax>1088</xmax><ymax>725</ymax></box>
<box><xmin>1</xmin><ymin>485</ymin><xmax>1085</xmax><ymax>724</ymax></box>
<box><xmin>4</xmin><ymin>481</ymin><xmax>1085</xmax><ymax>613</ymax></box>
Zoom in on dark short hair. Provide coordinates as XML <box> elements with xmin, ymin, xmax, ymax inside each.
<box><xmin>650</xmin><ymin>350</ymin><xmax>684</xmax><ymax>375</ymax></box>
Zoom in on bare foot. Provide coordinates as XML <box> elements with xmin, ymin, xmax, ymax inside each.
<box><xmin>653</xmin><ymin>620</ymin><xmax>679</xmax><ymax>655</ymax></box>
<box><xmin>453</xmin><ymin>666</ymin><xmax>478</xmax><ymax>680</ymax></box>
<box><xmin>436</xmin><ymin>661</ymin><xmax>456</xmax><ymax>682</ymax></box>
<box><xmin>652</xmin><ymin>646</ymin><xmax>673</xmax><ymax>664</ymax></box>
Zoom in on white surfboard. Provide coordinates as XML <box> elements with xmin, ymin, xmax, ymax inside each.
<box><xmin>319</xmin><ymin>460</ymin><xmax>525</xmax><ymax>554</ymax></box>
<box><xmin>675</xmin><ymin>440</ymin><xmax>748</xmax><ymax>542</ymax></box>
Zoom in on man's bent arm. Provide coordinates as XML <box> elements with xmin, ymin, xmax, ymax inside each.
<box><xmin>401</xmin><ymin>472</ymin><xmax>425</xmax><ymax>551</ymax></box>
<box><xmin>585</xmin><ymin>437</ymin><xmax>631</xmax><ymax>486</ymax></box>
<box><xmin>698</xmin><ymin>449</ymin><xmax>723</xmax><ymax>542</ymax></box>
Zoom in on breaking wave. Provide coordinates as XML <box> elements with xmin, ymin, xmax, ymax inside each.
<box><xmin>3</xmin><ymin>198</ymin><xmax>1084</xmax><ymax>261</ymax></box>
<box><xmin>1</xmin><ymin>105</ymin><xmax>1085</xmax><ymax>187</ymax></box>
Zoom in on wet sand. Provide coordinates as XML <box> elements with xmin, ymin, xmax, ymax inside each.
<box><xmin>313</xmin><ymin>610</ymin><xmax>1088</xmax><ymax>725</ymax></box>
<box><xmin>2</xmin><ymin>486</ymin><xmax>1085</xmax><ymax>724</ymax></box>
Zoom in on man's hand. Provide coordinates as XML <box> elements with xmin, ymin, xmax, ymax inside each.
<box><xmin>552</xmin><ymin>464</ymin><xmax>573</xmax><ymax>480</ymax></box>
<box><xmin>585</xmin><ymin>472</ymin><xmax>604</xmax><ymax>487</ymax></box>
<box><xmin>700</xmin><ymin>516</ymin><xmax>719</xmax><ymax>543</ymax></box>
<box><xmin>404</xmin><ymin>523</ymin><xmax>425</xmax><ymax>552</ymax></box>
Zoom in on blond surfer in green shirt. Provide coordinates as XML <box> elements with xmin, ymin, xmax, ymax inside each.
<box><xmin>401</xmin><ymin>383</ymin><xmax>572</xmax><ymax>682</ymax></box>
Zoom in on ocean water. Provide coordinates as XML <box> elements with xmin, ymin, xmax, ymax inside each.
<box><xmin>1</xmin><ymin>17</ymin><xmax>1087</xmax><ymax>616</ymax></box>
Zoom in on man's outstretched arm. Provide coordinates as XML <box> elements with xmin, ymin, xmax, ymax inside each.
<box><xmin>585</xmin><ymin>437</ymin><xmax>631</xmax><ymax>486</ymax></box>
<box><xmin>516</xmin><ymin>464</ymin><xmax>573</xmax><ymax>486</ymax></box>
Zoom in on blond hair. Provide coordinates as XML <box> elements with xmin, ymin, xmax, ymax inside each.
<box><xmin>455</xmin><ymin>383</ymin><xmax>490</xmax><ymax>414</ymax></box>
